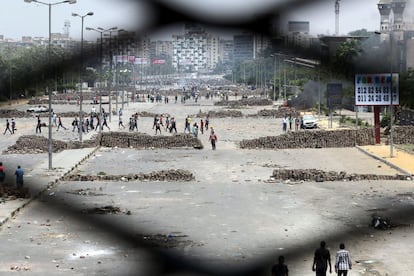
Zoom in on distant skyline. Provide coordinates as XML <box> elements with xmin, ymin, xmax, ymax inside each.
<box><xmin>0</xmin><ymin>0</ymin><xmax>408</xmax><ymax>41</ymax></box>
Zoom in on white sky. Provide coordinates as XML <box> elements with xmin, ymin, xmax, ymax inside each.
<box><xmin>0</xmin><ymin>0</ymin><xmax>385</xmax><ymax>41</ymax></box>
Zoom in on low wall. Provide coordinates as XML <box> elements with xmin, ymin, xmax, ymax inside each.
<box><xmin>271</xmin><ymin>168</ymin><xmax>408</xmax><ymax>182</ymax></box>
<box><xmin>99</xmin><ymin>132</ymin><xmax>203</xmax><ymax>149</ymax></box>
<box><xmin>391</xmin><ymin>126</ymin><xmax>414</xmax><ymax>144</ymax></box>
<box><xmin>239</xmin><ymin>128</ymin><xmax>375</xmax><ymax>149</ymax></box>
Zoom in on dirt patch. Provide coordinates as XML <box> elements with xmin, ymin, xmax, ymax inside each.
<box><xmin>66</xmin><ymin>188</ymin><xmax>107</xmax><ymax>196</ymax></box>
<box><xmin>137</xmin><ymin>232</ymin><xmax>202</xmax><ymax>249</ymax></box>
<box><xmin>81</xmin><ymin>205</ymin><xmax>131</xmax><ymax>215</ymax></box>
<box><xmin>0</xmin><ymin>184</ymin><xmax>31</xmax><ymax>202</ymax></box>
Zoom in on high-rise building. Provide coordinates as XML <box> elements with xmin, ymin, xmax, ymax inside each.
<box><xmin>233</xmin><ymin>33</ymin><xmax>271</xmax><ymax>63</ymax></box>
<box><xmin>172</xmin><ymin>24</ymin><xmax>208</xmax><ymax>72</ymax></box>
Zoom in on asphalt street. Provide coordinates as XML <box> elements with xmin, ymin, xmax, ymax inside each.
<box><xmin>0</xmin><ymin>96</ymin><xmax>414</xmax><ymax>275</ymax></box>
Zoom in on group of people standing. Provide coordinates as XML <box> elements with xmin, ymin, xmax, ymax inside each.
<box><xmin>282</xmin><ymin>114</ymin><xmax>302</xmax><ymax>132</ymax></box>
<box><xmin>0</xmin><ymin>162</ymin><xmax>25</xmax><ymax>193</ymax></box>
<box><xmin>272</xmin><ymin>241</ymin><xmax>352</xmax><ymax>276</ymax></box>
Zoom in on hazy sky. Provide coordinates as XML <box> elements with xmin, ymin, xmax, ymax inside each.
<box><xmin>0</xmin><ymin>0</ymin><xmax>388</xmax><ymax>41</ymax></box>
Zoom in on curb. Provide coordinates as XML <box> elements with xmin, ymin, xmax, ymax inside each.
<box><xmin>355</xmin><ymin>145</ymin><xmax>413</xmax><ymax>177</ymax></box>
<box><xmin>0</xmin><ymin>146</ymin><xmax>101</xmax><ymax>227</ymax></box>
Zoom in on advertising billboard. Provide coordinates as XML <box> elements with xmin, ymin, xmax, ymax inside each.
<box><xmin>355</xmin><ymin>73</ymin><xmax>399</xmax><ymax>106</ymax></box>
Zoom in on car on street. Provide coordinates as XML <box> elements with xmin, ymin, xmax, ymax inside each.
<box><xmin>301</xmin><ymin>114</ymin><xmax>318</xmax><ymax>129</ymax></box>
<box><xmin>26</xmin><ymin>105</ymin><xmax>49</xmax><ymax>113</ymax></box>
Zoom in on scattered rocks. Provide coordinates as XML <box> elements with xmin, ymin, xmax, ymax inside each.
<box><xmin>270</xmin><ymin>169</ymin><xmax>408</xmax><ymax>182</ymax></box>
<box><xmin>63</xmin><ymin>169</ymin><xmax>195</xmax><ymax>182</ymax></box>
<box><xmin>81</xmin><ymin>205</ymin><xmax>128</xmax><ymax>215</ymax></box>
<box><xmin>137</xmin><ymin>233</ymin><xmax>201</xmax><ymax>249</ymax></box>
<box><xmin>240</xmin><ymin>128</ymin><xmax>375</xmax><ymax>149</ymax></box>
<box><xmin>0</xmin><ymin>184</ymin><xmax>31</xmax><ymax>200</ymax></box>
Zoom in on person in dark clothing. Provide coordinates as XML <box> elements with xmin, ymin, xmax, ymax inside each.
<box><xmin>312</xmin><ymin>241</ymin><xmax>332</xmax><ymax>276</ymax></box>
<box><xmin>271</xmin><ymin>255</ymin><xmax>289</xmax><ymax>276</ymax></box>
<box><xmin>36</xmin><ymin>116</ymin><xmax>42</xmax><ymax>133</ymax></box>
<box><xmin>14</xmin><ymin>165</ymin><xmax>24</xmax><ymax>189</ymax></box>
<box><xmin>3</xmin><ymin>119</ymin><xmax>12</xmax><ymax>135</ymax></box>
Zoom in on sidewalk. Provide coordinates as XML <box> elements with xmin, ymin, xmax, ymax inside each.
<box><xmin>0</xmin><ymin>147</ymin><xmax>98</xmax><ymax>226</ymax></box>
<box><xmin>357</xmin><ymin>144</ymin><xmax>414</xmax><ymax>176</ymax></box>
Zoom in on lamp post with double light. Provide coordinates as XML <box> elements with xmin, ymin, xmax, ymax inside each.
<box><xmin>24</xmin><ymin>0</ymin><xmax>77</xmax><ymax>170</ymax></box>
<box><xmin>72</xmin><ymin>11</ymin><xmax>94</xmax><ymax>142</ymax></box>
<box><xmin>85</xmin><ymin>26</ymin><xmax>117</xmax><ymax>131</ymax></box>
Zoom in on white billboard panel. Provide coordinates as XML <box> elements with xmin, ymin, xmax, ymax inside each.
<box><xmin>355</xmin><ymin>73</ymin><xmax>399</xmax><ymax>106</ymax></box>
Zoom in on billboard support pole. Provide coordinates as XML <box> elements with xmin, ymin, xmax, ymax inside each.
<box><xmin>374</xmin><ymin>106</ymin><xmax>381</xmax><ymax>144</ymax></box>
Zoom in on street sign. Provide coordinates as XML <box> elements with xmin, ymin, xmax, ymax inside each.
<box><xmin>355</xmin><ymin>73</ymin><xmax>399</xmax><ymax>106</ymax></box>
<box><xmin>327</xmin><ymin>83</ymin><xmax>343</xmax><ymax>109</ymax></box>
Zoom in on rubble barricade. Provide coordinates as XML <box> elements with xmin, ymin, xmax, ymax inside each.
<box><xmin>240</xmin><ymin>128</ymin><xmax>376</xmax><ymax>149</ymax></box>
<box><xmin>270</xmin><ymin>169</ymin><xmax>408</xmax><ymax>182</ymax></box>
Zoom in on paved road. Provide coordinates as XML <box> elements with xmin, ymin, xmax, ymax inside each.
<box><xmin>0</xmin><ymin>97</ymin><xmax>414</xmax><ymax>275</ymax></box>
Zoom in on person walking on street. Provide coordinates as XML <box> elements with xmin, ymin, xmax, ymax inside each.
<box><xmin>119</xmin><ymin>115</ymin><xmax>125</xmax><ymax>129</ymax></box>
<box><xmin>14</xmin><ymin>165</ymin><xmax>24</xmax><ymax>189</ymax></box>
<box><xmin>271</xmin><ymin>255</ymin><xmax>289</xmax><ymax>276</ymax></box>
<box><xmin>0</xmin><ymin>162</ymin><xmax>5</xmax><ymax>194</ymax></box>
<box><xmin>72</xmin><ymin>117</ymin><xmax>78</xmax><ymax>132</ymax></box>
<box><xmin>52</xmin><ymin>112</ymin><xmax>57</xmax><ymax>127</ymax></box>
<box><xmin>209</xmin><ymin>128</ymin><xmax>218</xmax><ymax>150</ymax></box>
<box><xmin>0</xmin><ymin>162</ymin><xmax>5</xmax><ymax>185</ymax></box>
<box><xmin>200</xmin><ymin>119</ymin><xmax>204</xmax><ymax>135</ymax></box>
<box><xmin>102</xmin><ymin>114</ymin><xmax>110</xmax><ymax>130</ymax></box>
<box><xmin>169</xmin><ymin>117</ymin><xmax>177</xmax><ymax>133</ymax></box>
<box><xmin>36</xmin><ymin>116</ymin><xmax>42</xmax><ymax>133</ymax></box>
<box><xmin>282</xmin><ymin>116</ymin><xmax>287</xmax><ymax>132</ymax></box>
<box><xmin>57</xmin><ymin>116</ymin><xmax>67</xmax><ymax>131</ymax></box>
<box><xmin>335</xmin><ymin>243</ymin><xmax>352</xmax><ymax>276</ymax></box>
<box><xmin>3</xmin><ymin>119</ymin><xmax>12</xmax><ymax>135</ymax></box>
<box><xmin>11</xmin><ymin>118</ymin><xmax>16</xmax><ymax>134</ymax></box>
<box><xmin>312</xmin><ymin>241</ymin><xmax>332</xmax><ymax>276</ymax></box>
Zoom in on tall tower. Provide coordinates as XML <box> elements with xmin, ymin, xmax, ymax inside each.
<box><xmin>391</xmin><ymin>0</ymin><xmax>406</xmax><ymax>32</ymax></box>
<box><xmin>335</xmin><ymin>0</ymin><xmax>340</xmax><ymax>36</ymax></box>
<box><xmin>63</xmin><ymin>20</ymin><xmax>71</xmax><ymax>38</ymax></box>
<box><xmin>378</xmin><ymin>0</ymin><xmax>392</xmax><ymax>33</ymax></box>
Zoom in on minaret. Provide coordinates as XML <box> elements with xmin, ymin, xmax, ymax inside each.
<box><xmin>378</xmin><ymin>0</ymin><xmax>392</xmax><ymax>33</ymax></box>
<box><xmin>391</xmin><ymin>0</ymin><xmax>406</xmax><ymax>33</ymax></box>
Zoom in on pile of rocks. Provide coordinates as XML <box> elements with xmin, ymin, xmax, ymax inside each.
<box><xmin>270</xmin><ymin>168</ymin><xmax>408</xmax><ymax>182</ymax></box>
<box><xmin>3</xmin><ymin>134</ymin><xmax>99</xmax><ymax>154</ymax></box>
<box><xmin>248</xmin><ymin>107</ymin><xmax>299</xmax><ymax>118</ymax></box>
<box><xmin>4</xmin><ymin>135</ymin><xmax>69</xmax><ymax>154</ymax></box>
<box><xmin>391</xmin><ymin>126</ymin><xmax>414</xmax><ymax>144</ymax></box>
<box><xmin>196</xmin><ymin>110</ymin><xmax>243</xmax><ymax>118</ymax></box>
<box><xmin>239</xmin><ymin>129</ymin><xmax>375</xmax><ymax>149</ymax></box>
<box><xmin>214</xmin><ymin>98</ymin><xmax>273</xmax><ymax>107</ymax></box>
<box><xmin>0</xmin><ymin>109</ymin><xmax>31</xmax><ymax>118</ymax></box>
<box><xmin>64</xmin><ymin>169</ymin><xmax>194</xmax><ymax>182</ymax></box>
<box><xmin>99</xmin><ymin>132</ymin><xmax>203</xmax><ymax>149</ymax></box>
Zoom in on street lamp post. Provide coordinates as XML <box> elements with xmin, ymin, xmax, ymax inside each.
<box><xmin>389</xmin><ymin>30</ymin><xmax>394</xmax><ymax>158</ymax></box>
<box><xmin>85</xmin><ymin>26</ymin><xmax>117</xmax><ymax>131</ymax></box>
<box><xmin>72</xmin><ymin>11</ymin><xmax>94</xmax><ymax>143</ymax></box>
<box><xmin>24</xmin><ymin>0</ymin><xmax>77</xmax><ymax>170</ymax></box>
